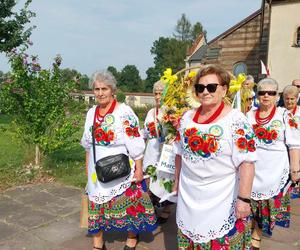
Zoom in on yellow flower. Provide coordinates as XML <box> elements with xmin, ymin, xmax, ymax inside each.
<box><xmin>188</xmin><ymin>71</ymin><xmax>196</xmax><ymax>78</ymax></box>
<box><xmin>229</xmin><ymin>73</ymin><xmax>246</xmax><ymax>93</ymax></box>
<box><xmin>160</xmin><ymin>68</ymin><xmax>178</xmax><ymax>84</ymax></box>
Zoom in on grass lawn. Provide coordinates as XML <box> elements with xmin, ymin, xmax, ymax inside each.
<box><xmin>0</xmin><ymin>105</ymin><xmax>151</xmax><ymax>191</ymax></box>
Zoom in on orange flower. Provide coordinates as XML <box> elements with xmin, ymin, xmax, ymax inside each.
<box><xmin>236</xmin><ymin>129</ymin><xmax>245</xmax><ymax>136</ymax></box>
<box><xmin>236</xmin><ymin>137</ymin><xmax>247</xmax><ymax>150</ymax></box>
<box><xmin>207</xmin><ymin>137</ymin><xmax>218</xmax><ymax>153</ymax></box>
<box><xmin>106</xmin><ymin>130</ymin><xmax>115</xmax><ymax>142</ymax></box>
<box><xmin>270</xmin><ymin>130</ymin><xmax>278</xmax><ymax>140</ymax></box>
<box><xmin>123</xmin><ymin>120</ymin><xmax>130</xmax><ymax>126</ymax></box>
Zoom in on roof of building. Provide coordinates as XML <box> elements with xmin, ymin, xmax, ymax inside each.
<box><xmin>189</xmin><ymin>44</ymin><xmax>208</xmax><ymax>62</ymax></box>
<box><xmin>208</xmin><ymin>9</ymin><xmax>261</xmax><ymax>45</ymax></box>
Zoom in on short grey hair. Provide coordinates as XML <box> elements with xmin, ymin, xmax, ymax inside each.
<box><xmin>283</xmin><ymin>85</ymin><xmax>298</xmax><ymax>98</ymax></box>
<box><xmin>89</xmin><ymin>70</ymin><xmax>117</xmax><ymax>92</ymax></box>
<box><xmin>245</xmin><ymin>75</ymin><xmax>254</xmax><ymax>82</ymax></box>
<box><xmin>257</xmin><ymin>78</ymin><xmax>278</xmax><ymax>92</ymax></box>
<box><xmin>153</xmin><ymin>80</ymin><xmax>165</xmax><ymax>93</ymax></box>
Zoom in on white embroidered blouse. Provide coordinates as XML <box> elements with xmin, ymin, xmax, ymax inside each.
<box><xmin>247</xmin><ymin>107</ymin><xmax>300</xmax><ymax>200</ymax></box>
<box><xmin>80</xmin><ymin>103</ymin><xmax>145</xmax><ymax>204</ymax></box>
<box><xmin>174</xmin><ymin>109</ymin><xmax>257</xmax><ymax>243</ymax></box>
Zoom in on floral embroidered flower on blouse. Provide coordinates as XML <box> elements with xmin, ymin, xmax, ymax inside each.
<box><xmin>288</xmin><ymin>113</ymin><xmax>299</xmax><ymax>129</ymax></box>
<box><xmin>93</xmin><ymin>126</ymin><xmax>115</xmax><ymax>146</ymax></box>
<box><xmin>183</xmin><ymin>127</ymin><xmax>220</xmax><ymax>159</ymax></box>
<box><xmin>252</xmin><ymin>124</ymin><xmax>279</xmax><ymax>144</ymax></box>
<box><xmin>123</xmin><ymin>116</ymin><xmax>141</xmax><ymax>138</ymax></box>
<box><xmin>145</xmin><ymin>121</ymin><xmax>161</xmax><ymax>139</ymax></box>
<box><xmin>234</xmin><ymin>125</ymin><xmax>256</xmax><ymax>153</ymax></box>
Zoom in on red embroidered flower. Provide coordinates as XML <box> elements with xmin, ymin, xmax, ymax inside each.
<box><xmin>135</xmin><ymin>189</ymin><xmax>142</xmax><ymax>199</ymax></box>
<box><xmin>211</xmin><ymin>239</ymin><xmax>223</xmax><ymax>250</ymax></box>
<box><xmin>94</xmin><ymin>127</ymin><xmax>106</xmax><ymax>142</ymax></box>
<box><xmin>255</xmin><ymin>127</ymin><xmax>267</xmax><ymax>139</ymax></box>
<box><xmin>270</xmin><ymin>130</ymin><xmax>278</xmax><ymax>140</ymax></box>
<box><xmin>100</xmin><ymin>207</ymin><xmax>105</xmax><ymax>214</ymax></box>
<box><xmin>175</xmin><ymin>131</ymin><xmax>181</xmax><ymax>141</ymax></box>
<box><xmin>125</xmin><ymin>127</ymin><xmax>133</xmax><ymax>137</ymax></box>
<box><xmin>236</xmin><ymin>137</ymin><xmax>247</xmax><ymax>150</ymax></box>
<box><xmin>184</xmin><ymin>127</ymin><xmax>197</xmax><ymax>137</ymax></box>
<box><xmin>274</xmin><ymin>198</ymin><xmax>281</xmax><ymax>208</ymax></box>
<box><xmin>136</xmin><ymin>203</ymin><xmax>146</xmax><ymax>213</ymax></box>
<box><xmin>289</xmin><ymin>119</ymin><xmax>298</xmax><ymax>129</ymax></box>
<box><xmin>261</xmin><ymin>207</ymin><xmax>270</xmax><ymax>216</ymax></box>
<box><xmin>126</xmin><ymin>205</ymin><xmax>137</xmax><ymax>216</ymax></box>
<box><xmin>188</xmin><ymin>135</ymin><xmax>204</xmax><ymax>152</ymax></box>
<box><xmin>235</xmin><ymin>219</ymin><xmax>245</xmax><ymax>233</ymax></box>
<box><xmin>125</xmin><ymin>187</ymin><xmax>134</xmax><ymax>197</ymax></box>
<box><xmin>149</xmin><ymin>127</ymin><xmax>157</xmax><ymax>137</ymax></box>
<box><xmin>236</xmin><ymin>129</ymin><xmax>245</xmax><ymax>136</ymax></box>
<box><xmin>133</xmin><ymin>127</ymin><xmax>140</xmax><ymax>137</ymax></box>
<box><xmin>247</xmin><ymin>139</ymin><xmax>256</xmax><ymax>152</ymax></box>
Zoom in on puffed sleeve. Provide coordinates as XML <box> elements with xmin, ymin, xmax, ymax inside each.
<box><xmin>284</xmin><ymin>110</ymin><xmax>300</xmax><ymax>149</ymax></box>
<box><xmin>231</xmin><ymin>111</ymin><xmax>257</xmax><ymax>167</ymax></box>
<box><xmin>121</xmin><ymin>105</ymin><xmax>145</xmax><ymax>160</ymax></box>
<box><xmin>80</xmin><ymin>107</ymin><xmax>95</xmax><ymax>151</ymax></box>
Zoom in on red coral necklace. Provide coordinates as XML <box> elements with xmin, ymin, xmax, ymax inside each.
<box><xmin>193</xmin><ymin>101</ymin><xmax>225</xmax><ymax>124</ymax></box>
<box><xmin>94</xmin><ymin>99</ymin><xmax>117</xmax><ymax>126</ymax></box>
<box><xmin>255</xmin><ymin>105</ymin><xmax>276</xmax><ymax>125</ymax></box>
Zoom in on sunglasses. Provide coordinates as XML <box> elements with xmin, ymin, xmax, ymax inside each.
<box><xmin>294</xmin><ymin>85</ymin><xmax>300</xmax><ymax>88</ymax></box>
<box><xmin>257</xmin><ymin>91</ymin><xmax>277</xmax><ymax>96</ymax></box>
<box><xmin>194</xmin><ymin>83</ymin><xmax>220</xmax><ymax>93</ymax></box>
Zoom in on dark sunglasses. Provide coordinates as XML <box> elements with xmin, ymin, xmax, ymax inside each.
<box><xmin>195</xmin><ymin>83</ymin><xmax>220</xmax><ymax>93</ymax></box>
<box><xmin>257</xmin><ymin>91</ymin><xmax>277</xmax><ymax>96</ymax></box>
<box><xmin>294</xmin><ymin>85</ymin><xmax>300</xmax><ymax>88</ymax></box>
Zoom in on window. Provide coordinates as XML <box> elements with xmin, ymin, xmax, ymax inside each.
<box><xmin>233</xmin><ymin>62</ymin><xmax>247</xmax><ymax>76</ymax></box>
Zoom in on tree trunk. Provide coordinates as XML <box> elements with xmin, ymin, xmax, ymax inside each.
<box><xmin>35</xmin><ymin>144</ymin><xmax>40</xmax><ymax>166</ymax></box>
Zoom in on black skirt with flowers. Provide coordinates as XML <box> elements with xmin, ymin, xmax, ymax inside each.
<box><xmin>88</xmin><ymin>180</ymin><xmax>157</xmax><ymax>234</ymax></box>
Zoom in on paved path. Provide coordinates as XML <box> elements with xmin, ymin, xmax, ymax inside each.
<box><xmin>0</xmin><ymin>182</ymin><xmax>299</xmax><ymax>250</ymax></box>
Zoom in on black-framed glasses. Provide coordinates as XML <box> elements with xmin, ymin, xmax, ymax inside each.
<box><xmin>257</xmin><ymin>91</ymin><xmax>277</xmax><ymax>96</ymax></box>
<box><xmin>194</xmin><ymin>83</ymin><xmax>220</xmax><ymax>93</ymax></box>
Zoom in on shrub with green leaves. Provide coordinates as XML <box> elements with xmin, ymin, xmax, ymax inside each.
<box><xmin>0</xmin><ymin>47</ymin><xmax>80</xmax><ymax>164</ymax></box>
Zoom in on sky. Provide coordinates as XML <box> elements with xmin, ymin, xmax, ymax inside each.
<box><xmin>0</xmin><ymin>0</ymin><xmax>262</xmax><ymax>79</ymax></box>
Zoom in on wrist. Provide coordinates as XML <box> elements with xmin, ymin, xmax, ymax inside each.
<box><xmin>237</xmin><ymin>195</ymin><xmax>251</xmax><ymax>204</ymax></box>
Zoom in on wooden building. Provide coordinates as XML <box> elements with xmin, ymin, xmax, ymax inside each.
<box><xmin>186</xmin><ymin>0</ymin><xmax>300</xmax><ymax>90</ymax></box>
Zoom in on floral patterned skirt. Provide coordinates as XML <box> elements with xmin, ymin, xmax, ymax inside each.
<box><xmin>177</xmin><ymin>217</ymin><xmax>252</xmax><ymax>250</ymax></box>
<box><xmin>251</xmin><ymin>189</ymin><xmax>291</xmax><ymax>237</ymax></box>
<box><xmin>291</xmin><ymin>183</ymin><xmax>300</xmax><ymax>199</ymax></box>
<box><xmin>88</xmin><ymin>180</ymin><xmax>157</xmax><ymax>234</ymax></box>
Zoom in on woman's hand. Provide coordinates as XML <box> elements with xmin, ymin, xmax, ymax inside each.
<box><xmin>133</xmin><ymin>168</ymin><xmax>144</xmax><ymax>183</ymax></box>
<box><xmin>172</xmin><ymin>179</ymin><xmax>178</xmax><ymax>195</ymax></box>
<box><xmin>291</xmin><ymin>171</ymin><xmax>300</xmax><ymax>183</ymax></box>
<box><xmin>235</xmin><ymin>199</ymin><xmax>251</xmax><ymax>219</ymax></box>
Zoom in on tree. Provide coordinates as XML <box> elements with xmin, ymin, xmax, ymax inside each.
<box><xmin>0</xmin><ymin>47</ymin><xmax>79</xmax><ymax>165</ymax></box>
<box><xmin>191</xmin><ymin>22</ymin><xmax>207</xmax><ymax>42</ymax></box>
<box><xmin>0</xmin><ymin>0</ymin><xmax>36</xmax><ymax>53</ymax></box>
<box><xmin>151</xmin><ymin>37</ymin><xmax>188</xmax><ymax>74</ymax></box>
<box><xmin>173</xmin><ymin>14</ymin><xmax>192</xmax><ymax>42</ymax></box>
<box><xmin>145</xmin><ymin>67</ymin><xmax>161</xmax><ymax>93</ymax></box>
<box><xmin>60</xmin><ymin>68</ymin><xmax>89</xmax><ymax>90</ymax></box>
<box><xmin>119</xmin><ymin>65</ymin><xmax>142</xmax><ymax>92</ymax></box>
<box><xmin>107</xmin><ymin>66</ymin><xmax>119</xmax><ymax>83</ymax></box>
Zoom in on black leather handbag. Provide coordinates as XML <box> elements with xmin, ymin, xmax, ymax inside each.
<box><xmin>92</xmin><ymin>125</ymin><xmax>131</xmax><ymax>183</ymax></box>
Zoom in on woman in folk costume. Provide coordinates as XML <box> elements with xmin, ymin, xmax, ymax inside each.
<box><xmin>143</xmin><ymin>80</ymin><xmax>175</xmax><ymax>224</ymax></box>
<box><xmin>81</xmin><ymin>70</ymin><xmax>157</xmax><ymax>250</ymax></box>
<box><xmin>282</xmin><ymin>85</ymin><xmax>300</xmax><ymax>199</ymax></box>
<box><xmin>173</xmin><ymin>64</ymin><xmax>256</xmax><ymax>249</ymax></box>
<box><xmin>246</xmin><ymin>78</ymin><xmax>300</xmax><ymax>250</ymax></box>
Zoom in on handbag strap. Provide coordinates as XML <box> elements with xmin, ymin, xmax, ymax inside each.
<box><xmin>92</xmin><ymin>100</ymin><xmax>117</xmax><ymax>165</ymax></box>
